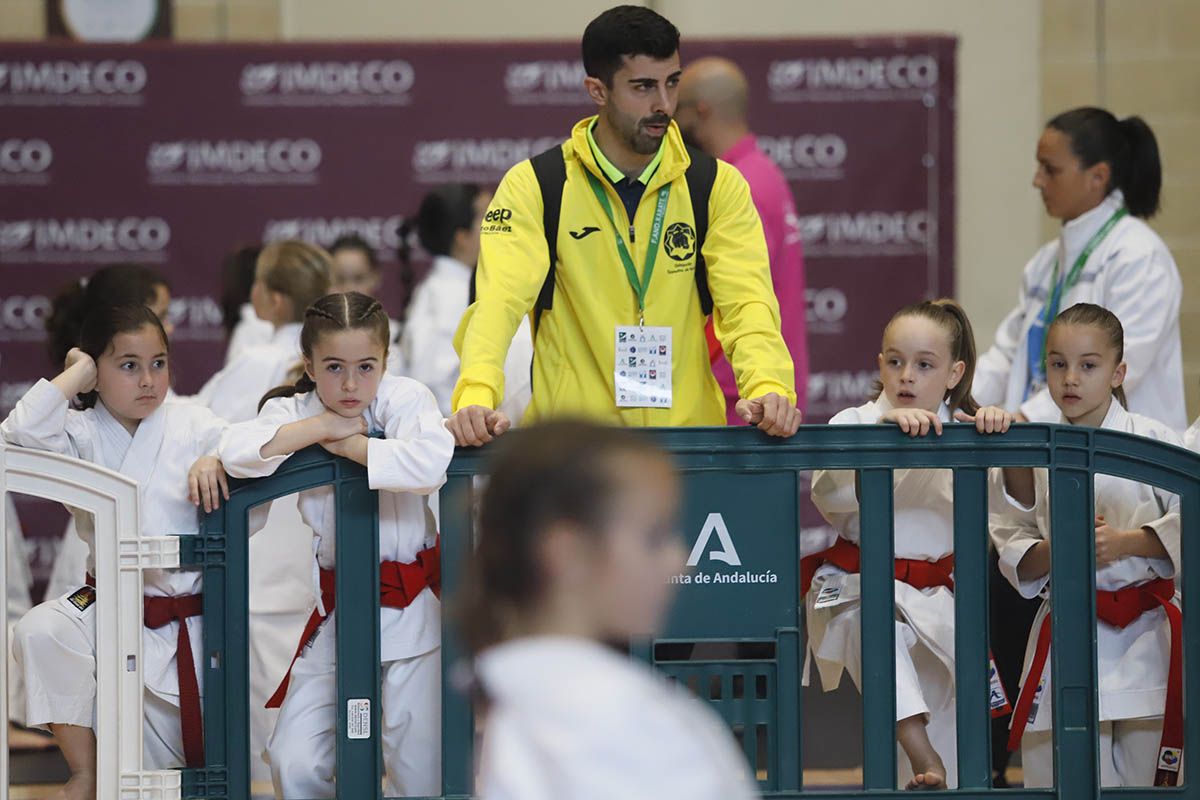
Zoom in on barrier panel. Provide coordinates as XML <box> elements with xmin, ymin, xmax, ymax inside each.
<box><xmin>0</xmin><ymin>442</ymin><xmax>182</xmax><ymax>800</ymax></box>
<box><xmin>5</xmin><ymin>423</ymin><xmax>1197</xmax><ymax>799</ymax></box>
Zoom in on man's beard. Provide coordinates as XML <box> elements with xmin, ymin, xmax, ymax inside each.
<box><xmin>626</xmin><ymin>114</ymin><xmax>671</xmax><ymax>155</ymax></box>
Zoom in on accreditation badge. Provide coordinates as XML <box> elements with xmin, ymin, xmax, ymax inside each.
<box><xmin>614</xmin><ymin>326</ymin><xmax>672</xmax><ymax>409</ymax></box>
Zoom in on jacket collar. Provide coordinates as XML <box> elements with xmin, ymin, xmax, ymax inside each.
<box><xmin>1061</xmin><ymin>396</ymin><xmax>1129</xmax><ymax>431</ymax></box>
<box><xmin>569</xmin><ymin>115</ymin><xmax>690</xmax><ymax>192</ymax></box>
<box><xmin>1059</xmin><ymin>190</ymin><xmax>1125</xmax><ymax>263</ymax></box>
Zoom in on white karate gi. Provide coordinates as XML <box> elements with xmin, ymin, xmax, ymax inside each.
<box><xmin>393</xmin><ymin>255</ymin><xmax>533</xmax><ymax>422</ymax></box>
<box><xmin>476</xmin><ymin>636</ymin><xmax>760</xmax><ymax>800</ymax></box>
<box><xmin>974</xmin><ymin>191</ymin><xmax>1186</xmax><ymax>430</ymax></box>
<box><xmin>225</xmin><ymin>303</ymin><xmax>274</xmax><ymax>367</ymax></box>
<box><xmin>805</xmin><ymin>396</ymin><xmax>960</xmax><ymax>788</ymax></box>
<box><xmin>1</xmin><ymin>380</ymin><xmax>224</xmax><ymax>767</ymax></box>
<box><xmin>219</xmin><ymin>374</ymin><xmax>454</xmax><ymax>798</ymax></box>
<box><xmin>5</xmin><ymin>496</ymin><xmax>32</xmax><ymax>725</ymax></box>
<box><xmin>991</xmin><ymin>401</ymin><xmax>1181</xmax><ymax>787</ymax></box>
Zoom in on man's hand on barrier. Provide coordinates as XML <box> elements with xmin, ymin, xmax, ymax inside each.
<box><xmin>188</xmin><ymin>455</ymin><xmax>230</xmax><ymax>513</ymax></box>
<box><xmin>882</xmin><ymin>407</ymin><xmax>943</xmax><ymax>437</ymax></box>
<box><xmin>736</xmin><ymin>393</ymin><xmax>802</xmax><ymax>437</ymax></box>
<box><xmin>447</xmin><ymin>405</ymin><xmax>511</xmax><ymax>447</ymax></box>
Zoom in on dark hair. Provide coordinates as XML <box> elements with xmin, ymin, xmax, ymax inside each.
<box><xmin>396</xmin><ymin>183</ymin><xmax>482</xmax><ymax>323</ymax></box>
<box><xmin>873</xmin><ymin>299</ymin><xmax>980</xmax><ymax>415</ymax></box>
<box><xmin>259</xmin><ymin>291</ymin><xmax>391</xmax><ymax>409</ymax></box>
<box><xmin>75</xmin><ymin>305</ymin><xmax>169</xmax><ymax>410</ymax></box>
<box><xmin>47</xmin><ymin>264</ymin><xmax>169</xmax><ymax>368</ymax></box>
<box><xmin>582</xmin><ymin>5</ymin><xmax>681</xmax><ymax>87</ymax></box>
<box><xmin>1047</xmin><ymin>107</ymin><xmax>1162</xmax><ymax>219</ymax></box>
<box><xmin>458</xmin><ymin>420</ymin><xmax>670</xmax><ymax>655</ymax></box>
<box><xmin>329</xmin><ymin>234</ymin><xmax>378</xmax><ymax>269</ymax></box>
<box><xmin>256</xmin><ymin>240</ymin><xmax>333</xmax><ymax>323</ymax></box>
<box><xmin>219</xmin><ymin>245</ymin><xmax>262</xmax><ymax>338</ymax></box>
<box><xmin>1048</xmin><ymin>302</ymin><xmax>1128</xmax><ymax>408</ymax></box>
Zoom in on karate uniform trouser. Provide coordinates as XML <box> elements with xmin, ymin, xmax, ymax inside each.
<box><xmin>11</xmin><ymin>594</ymin><xmax>188</xmax><ymax>768</ymax></box>
<box><xmin>1021</xmin><ymin>717</ymin><xmax>1166</xmax><ymax>787</ymax></box>
<box><xmin>265</xmin><ymin>625</ymin><xmax>441</xmax><ymax>799</ymax></box>
<box><xmin>248</xmin><ymin>495</ymin><xmax>319</xmax><ymax>785</ymax></box>
<box><xmin>890</xmin><ymin>621</ymin><xmax>957</xmax><ymax>790</ymax></box>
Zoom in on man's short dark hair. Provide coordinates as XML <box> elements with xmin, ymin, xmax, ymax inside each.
<box><xmin>582</xmin><ymin>5</ymin><xmax>681</xmax><ymax>87</ymax></box>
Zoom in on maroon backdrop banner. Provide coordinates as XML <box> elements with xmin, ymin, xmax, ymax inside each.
<box><xmin>0</xmin><ymin>37</ymin><xmax>955</xmax><ymax>590</ymax></box>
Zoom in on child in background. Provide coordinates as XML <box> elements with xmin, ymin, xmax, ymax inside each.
<box><xmin>465</xmin><ymin>421</ymin><xmax>760</xmax><ymax>800</ymax></box>
<box><xmin>195</xmin><ymin>240</ymin><xmax>330</xmax><ymax>424</ymax></box>
<box><xmin>219</xmin><ymin>292</ymin><xmax>454</xmax><ymax>798</ymax></box>
<box><xmin>805</xmin><ymin>299</ymin><xmax>1013</xmax><ymax>790</ymax></box>
<box><xmin>994</xmin><ymin>303</ymin><xmax>1181</xmax><ymax>788</ymax></box>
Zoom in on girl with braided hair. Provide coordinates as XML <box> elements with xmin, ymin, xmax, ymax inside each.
<box><xmin>219</xmin><ymin>291</ymin><xmax>454</xmax><ymax>798</ymax></box>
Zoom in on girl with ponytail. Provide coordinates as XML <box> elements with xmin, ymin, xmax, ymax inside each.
<box><xmin>975</xmin><ymin>106</ymin><xmax>1185</xmax><ymax>430</ymax></box>
<box><xmin>193</xmin><ymin>240</ymin><xmax>331</xmax><ymax>423</ymax></box>
<box><xmin>993</xmin><ymin>303</ymin><xmax>1184</xmax><ymax>788</ymax></box>
<box><xmin>805</xmin><ymin>299</ymin><xmax>1015</xmax><ymax>790</ymax></box>
<box><xmin>219</xmin><ymin>291</ymin><xmax>454</xmax><ymax>798</ymax></box>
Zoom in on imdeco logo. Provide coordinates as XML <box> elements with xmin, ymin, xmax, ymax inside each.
<box><xmin>795</xmin><ymin>210</ymin><xmax>933</xmax><ymax>256</ymax></box>
<box><xmin>504</xmin><ymin>60</ymin><xmax>588</xmax><ymax>106</ymax></box>
<box><xmin>146</xmin><ymin>139</ymin><xmax>322</xmax><ymax>185</ymax></box>
<box><xmin>0</xmin><ymin>139</ymin><xmax>53</xmax><ymax>186</ymax></box>
<box><xmin>0</xmin><ymin>217</ymin><xmax>170</xmax><ymax>264</ymax></box>
<box><xmin>240</xmin><ymin>60</ymin><xmax>415</xmax><ymax>106</ymax></box>
<box><xmin>768</xmin><ymin>55</ymin><xmax>938</xmax><ymax>101</ymax></box>
<box><xmin>0</xmin><ymin>60</ymin><xmax>147</xmax><ymax>106</ymax></box>
<box><xmin>757</xmin><ymin>134</ymin><xmax>847</xmax><ymax>179</ymax></box>
<box><xmin>412</xmin><ymin>137</ymin><xmax>561</xmax><ymax>183</ymax></box>
<box><xmin>261</xmin><ymin>216</ymin><xmax>404</xmax><ymax>253</ymax></box>
<box><xmin>0</xmin><ymin>294</ymin><xmax>51</xmax><ymax>341</ymax></box>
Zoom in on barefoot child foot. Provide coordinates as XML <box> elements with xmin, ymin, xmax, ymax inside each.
<box><xmin>898</xmin><ymin>714</ymin><xmax>947</xmax><ymax>791</ymax></box>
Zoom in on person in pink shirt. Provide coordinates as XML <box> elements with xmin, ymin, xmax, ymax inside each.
<box><xmin>677</xmin><ymin>56</ymin><xmax>809</xmax><ymax>424</ymax></box>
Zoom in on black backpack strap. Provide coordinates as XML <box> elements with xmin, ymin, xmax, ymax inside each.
<box><xmin>684</xmin><ymin>144</ymin><xmax>718</xmax><ymax>317</ymax></box>
<box><xmin>529</xmin><ymin>145</ymin><xmax>567</xmax><ymax>334</ymax></box>
<box><xmin>468</xmin><ymin>145</ymin><xmax>566</xmax><ymax>325</ymax></box>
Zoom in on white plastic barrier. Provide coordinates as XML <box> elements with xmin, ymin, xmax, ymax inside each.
<box><xmin>0</xmin><ymin>443</ymin><xmax>182</xmax><ymax>800</ymax></box>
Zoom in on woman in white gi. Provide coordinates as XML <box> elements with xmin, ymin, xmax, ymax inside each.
<box><xmin>393</xmin><ymin>184</ymin><xmax>533</xmax><ymax>422</ymax></box>
<box><xmin>1</xmin><ymin>305</ymin><xmax>229</xmax><ymax>799</ymax></box>
<box><xmin>974</xmin><ymin>107</ymin><xmax>1185</xmax><ymax>430</ymax></box>
<box><xmin>994</xmin><ymin>303</ymin><xmax>1182</xmax><ymax>788</ymax></box>
<box><xmin>219</xmin><ymin>291</ymin><xmax>454</xmax><ymax>799</ymax></box>
<box><xmin>805</xmin><ymin>300</ymin><xmax>1013</xmax><ymax>790</ymax></box>
<box><xmin>464</xmin><ymin>420</ymin><xmax>760</xmax><ymax>800</ymax></box>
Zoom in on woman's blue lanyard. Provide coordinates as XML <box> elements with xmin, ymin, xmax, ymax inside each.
<box><xmin>1024</xmin><ymin>207</ymin><xmax>1127</xmax><ymax>398</ymax></box>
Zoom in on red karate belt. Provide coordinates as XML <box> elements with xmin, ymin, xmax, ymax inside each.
<box><xmin>800</xmin><ymin>539</ymin><xmax>1014</xmax><ymax>718</ymax></box>
<box><xmin>800</xmin><ymin>537</ymin><xmax>955</xmax><ymax>597</ymax></box>
<box><xmin>85</xmin><ymin>575</ymin><xmax>205</xmax><ymax>767</ymax></box>
<box><xmin>1006</xmin><ymin>577</ymin><xmax>1182</xmax><ymax>786</ymax></box>
<box><xmin>266</xmin><ymin>541</ymin><xmax>441</xmax><ymax>709</ymax></box>
<box><xmin>143</xmin><ymin>593</ymin><xmax>206</xmax><ymax>768</ymax></box>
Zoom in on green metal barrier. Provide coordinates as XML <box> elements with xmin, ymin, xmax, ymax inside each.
<box><xmin>186</xmin><ymin>424</ymin><xmax>1199</xmax><ymax>800</ymax></box>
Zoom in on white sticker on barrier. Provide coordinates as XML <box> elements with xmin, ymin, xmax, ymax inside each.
<box><xmin>347</xmin><ymin>698</ymin><xmax>371</xmax><ymax>740</ymax></box>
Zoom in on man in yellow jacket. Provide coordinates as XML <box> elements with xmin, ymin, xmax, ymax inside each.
<box><xmin>448</xmin><ymin>5</ymin><xmax>800</xmax><ymax>446</ymax></box>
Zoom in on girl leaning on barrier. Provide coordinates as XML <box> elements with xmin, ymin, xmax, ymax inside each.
<box><xmin>803</xmin><ymin>299</ymin><xmax>1015</xmax><ymax>791</ymax></box>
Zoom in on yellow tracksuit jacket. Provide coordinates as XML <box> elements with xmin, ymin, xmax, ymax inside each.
<box><xmin>452</xmin><ymin>116</ymin><xmax>795</xmax><ymax>426</ymax></box>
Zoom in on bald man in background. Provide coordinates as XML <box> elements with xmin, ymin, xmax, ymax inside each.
<box><xmin>677</xmin><ymin>57</ymin><xmax>808</xmax><ymax>422</ymax></box>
